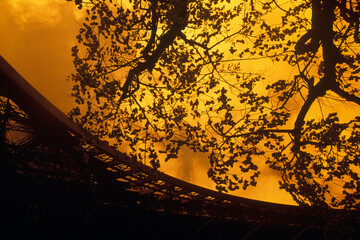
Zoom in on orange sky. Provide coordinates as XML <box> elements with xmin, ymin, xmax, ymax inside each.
<box><xmin>0</xmin><ymin>0</ymin><xmax>296</xmax><ymax>205</ymax></box>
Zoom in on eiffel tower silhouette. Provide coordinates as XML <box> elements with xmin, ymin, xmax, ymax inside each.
<box><xmin>1</xmin><ymin>56</ymin><xmax>357</xmax><ymax>239</ymax></box>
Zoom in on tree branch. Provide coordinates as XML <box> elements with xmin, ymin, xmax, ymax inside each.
<box><xmin>118</xmin><ymin>0</ymin><xmax>189</xmax><ymax>104</ymax></box>
<box><xmin>272</xmin><ymin>0</ymin><xmax>287</xmax><ymax>12</ymax></box>
<box><xmin>332</xmin><ymin>85</ymin><xmax>360</xmax><ymax>106</ymax></box>
<box><xmin>293</xmin><ymin>0</ymin><xmax>337</xmax><ymax>138</ymax></box>
<box><xmin>142</xmin><ymin>0</ymin><xmax>158</xmax><ymax>59</ymax></box>
<box><xmin>208</xmin><ymin>122</ymin><xmax>293</xmax><ymax>138</ymax></box>
<box><xmin>178</xmin><ymin>32</ymin><xmax>208</xmax><ymax>49</ymax></box>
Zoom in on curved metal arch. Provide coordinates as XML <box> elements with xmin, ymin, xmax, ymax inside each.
<box><xmin>0</xmin><ymin>55</ymin><xmax>327</xmax><ymax>228</ymax></box>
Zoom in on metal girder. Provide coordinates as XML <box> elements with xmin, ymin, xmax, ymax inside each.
<box><xmin>1</xmin><ymin>55</ymin><xmax>352</xmax><ymax>238</ymax></box>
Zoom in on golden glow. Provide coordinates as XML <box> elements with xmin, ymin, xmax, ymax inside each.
<box><xmin>7</xmin><ymin>0</ymin><xmax>65</xmax><ymax>28</ymax></box>
<box><xmin>0</xmin><ymin>0</ymin><xmax>77</xmax><ymax>113</ymax></box>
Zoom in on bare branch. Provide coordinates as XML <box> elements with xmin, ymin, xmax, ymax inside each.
<box><xmin>332</xmin><ymin>85</ymin><xmax>360</xmax><ymax>106</ymax></box>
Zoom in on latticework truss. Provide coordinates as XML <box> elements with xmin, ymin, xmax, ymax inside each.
<box><xmin>2</xmin><ymin>55</ymin><xmax>357</xmax><ymax>239</ymax></box>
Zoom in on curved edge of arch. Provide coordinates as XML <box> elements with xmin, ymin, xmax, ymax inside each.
<box><xmin>0</xmin><ymin>54</ymin><xmax>327</xmax><ymax>223</ymax></box>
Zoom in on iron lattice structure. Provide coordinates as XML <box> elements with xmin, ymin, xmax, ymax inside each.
<box><xmin>1</xmin><ymin>55</ymin><xmax>357</xmax><ymax>239</ymax></box>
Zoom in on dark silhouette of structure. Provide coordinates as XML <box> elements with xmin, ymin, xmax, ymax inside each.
<box><xmin>0</xmin><ymin>55</ymin><xmax>347</xmax><ymax>239</ymax></box>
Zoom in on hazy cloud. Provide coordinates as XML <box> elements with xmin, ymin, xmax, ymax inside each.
<box><xmin>7</xmin><ymin>0</ymin><xmax>65</xmax><ymax>28</ymax></box>
<box><xmin>0</xmin><ymin>0</ymin><xmax>79</xmax><ymax>112</ymax></box>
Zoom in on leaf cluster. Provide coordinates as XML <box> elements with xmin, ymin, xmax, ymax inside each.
<box><xmin>69</xmin><ymin>0</ymin><xmax>360</xmax><ymax>210</ymax></box>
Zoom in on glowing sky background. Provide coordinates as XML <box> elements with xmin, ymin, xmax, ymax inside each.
<box><xmin>0</xmin><ymin>0</ymin><xmax>297</xmax><ymax>204</ymax></box>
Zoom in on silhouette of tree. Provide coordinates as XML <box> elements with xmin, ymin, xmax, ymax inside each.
<box><xmin>69</xmin><ymin>0</ymin><xmax>360</xmax><ymax>210</ymax></box>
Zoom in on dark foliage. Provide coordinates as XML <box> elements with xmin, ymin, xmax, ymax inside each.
<box><xmin>69</xmin><ymin>0</ymin><xmax>360</xmax><ymax>210</ymax></box>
